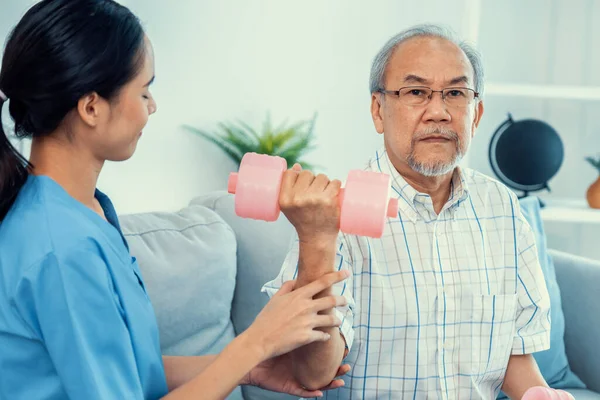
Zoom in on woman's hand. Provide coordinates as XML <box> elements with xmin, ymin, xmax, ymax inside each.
<box><xmin>243</xmin><ymin>269</ymin><xmax>349</xmax><ymax>360</ymax></box>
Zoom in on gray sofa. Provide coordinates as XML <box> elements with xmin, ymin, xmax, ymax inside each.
<box><xmin>119</xmin><ymin>191</ymin><xmax>600</xmax><ymax>400</ymax></box>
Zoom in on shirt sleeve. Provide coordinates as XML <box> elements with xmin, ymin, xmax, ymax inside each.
<box><xmin>261</xmin><ymin>234</ymin><xmax>357</xmax><ymax>352</ymax></box>
<box><xmin>512</xmin><ymin>216</ymin><xmax>552</xmax><ymax>355</ymax></box>
<box><xmin>14</xmin><ymin>238</ymin><xmax>146</xmax><ymax>399</ymax></box>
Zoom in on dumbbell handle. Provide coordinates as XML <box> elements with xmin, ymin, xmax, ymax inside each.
<box><xmin>228</xmin><ymin>172</ymin><xmax>239</xmax><ymax>194</ymax></box>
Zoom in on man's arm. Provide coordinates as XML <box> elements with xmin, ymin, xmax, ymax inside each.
<box><xmin>502</xmin><ymin>196</ymin><xmax>553</xmax><ymax>399</ymax></box>
<box><xmin>501</xmin><ymin>354</ymin><xmax>547</xmax><ymax>399</ymax></box>
<box><xmin>290</xmin><ymin>239</ymin><xmax>348</xmax><ymax>390</ymax></box>
<box><xmin>274</xmin><ymin>166</ymin><xmax>354</xmax><ymax>390</ymax></box>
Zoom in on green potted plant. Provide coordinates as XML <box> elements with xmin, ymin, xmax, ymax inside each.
<box><xmin>183</xmin><ymin>113</ymin><xmax>318</xmax><ymax>170</ymax></box>
<box><xmin>585</xmin><ymin>155</ymin><xmax>600</xmax><ymax>209</ymax></box>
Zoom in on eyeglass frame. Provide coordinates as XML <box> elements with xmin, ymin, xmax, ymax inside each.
<box><xmin>376</xmin><ymin>86</ymin><xmax>480</xmax><ymax>107</ymax></box>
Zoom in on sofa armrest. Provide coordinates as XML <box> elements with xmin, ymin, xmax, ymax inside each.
<box><xmin>550</xmin><ymin>249</ymin><xmax>600</xmax><ymax>392</ymax></box>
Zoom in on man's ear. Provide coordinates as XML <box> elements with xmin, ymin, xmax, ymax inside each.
<box><xmin>471</xmin><ymin>100</ymin><xmax>484</xmax><ymax>138</ymax></box>
<box><xmin>371</xmin><ymin>93</ymin><xmax>385</xmax><ymax>134</ymax></box>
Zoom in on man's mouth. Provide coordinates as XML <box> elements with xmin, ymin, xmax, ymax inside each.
<box><xmin>419</xmin><ymin>135</ymin><xmax>452</xmax><ymax>143</ymax></box>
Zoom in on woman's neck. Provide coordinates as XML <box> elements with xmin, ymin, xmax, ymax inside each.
<box><xmin>29</xmin><ymin>133</ymin><xmax>104</xmax><ymax>213</ymax></box>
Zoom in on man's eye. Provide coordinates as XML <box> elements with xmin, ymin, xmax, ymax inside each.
<box><xmin>448</xmin><ymin>90</ymin><xmax>466</xmax><ymax>97</ymax></box>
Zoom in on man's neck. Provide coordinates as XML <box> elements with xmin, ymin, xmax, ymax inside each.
<box><xmin>29</xmin><ymin>133</ymin><xmax>103</xmax><ymax>213</ymax></box>
<box><xmin>387</xmin><ymin>152</ymin><xmax>454</xmax><ymax>215</ymax></box>
<box><xmin>400</xmin><ymin>169</ymin><xmax>453</xmax><ymax>214</ymax></box>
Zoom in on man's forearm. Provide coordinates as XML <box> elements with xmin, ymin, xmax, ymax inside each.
<box><xmin>291</xmin><ymin>239</ymin><xmax>347</xmax><ymax>390</ymax></box>
<box><xmin>502</xmin><ymin>354</ymin><xmax>548</xmax><ymax>399</ymax></box>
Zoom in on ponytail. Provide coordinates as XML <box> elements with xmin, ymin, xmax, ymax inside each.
<box><xmin>0</xmin><ymin>100</ymin><xmax>31</xmax><ymax>221</ymax></box>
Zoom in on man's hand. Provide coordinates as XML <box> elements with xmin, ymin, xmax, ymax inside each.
<box><xmin>243</xmin><ymin>353</ymin><xmax>350</xmax><ymax>397</ymax></box>
<box><xmin>279</xmin><ymin>164</ymin><xmax>342</xmax><ymax>247</ymax></box>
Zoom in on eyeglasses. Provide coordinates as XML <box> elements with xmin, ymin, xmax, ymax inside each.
<box><xmin>377</xmin><ymin>86</ymin><xmax>479</xmax><ymax>108</ymax></box>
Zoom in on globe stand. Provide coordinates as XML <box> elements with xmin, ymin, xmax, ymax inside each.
<box><xmin>517</xmin><ymin>191</ymin><xmax>530</xmax><ymax>199</ymax></box>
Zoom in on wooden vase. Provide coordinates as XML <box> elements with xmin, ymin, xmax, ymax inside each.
<box><xmin>587</xmin><ymin>175</ymin><xmax>600</xmax><ymax>209</ymax></box>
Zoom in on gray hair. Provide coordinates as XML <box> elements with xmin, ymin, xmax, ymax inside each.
<box><xmin>369</xmin><ymin>24</ymin><xmax>484</xmax><ymax>98</ymax></box>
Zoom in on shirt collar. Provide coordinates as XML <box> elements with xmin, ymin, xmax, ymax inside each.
<box><xmin>448</xmin><ymin>166</ymin><xmax>470</xmax><ymax>206</ymax></box>
<box><xmin>367</xmin><ymin>148</ymin><xmax>470</xmax><ymax>221</ymax></box>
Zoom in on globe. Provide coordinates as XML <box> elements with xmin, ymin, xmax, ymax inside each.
<box><xmin>489</xmin><ymin>114</ymin><xmax>564</xmax><ymax>197</ymax></box>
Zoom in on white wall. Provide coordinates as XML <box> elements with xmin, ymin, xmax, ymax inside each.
<box><xmin>0</xmin><ymin>0</ymin><xmax>475</xmax><ymax>214</ymax></box>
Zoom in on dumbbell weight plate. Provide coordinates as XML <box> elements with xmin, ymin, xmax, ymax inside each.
<box><xmin>340</xmin><ymin>170</ymin><xmax>393</xmax><ymax>238</ymax></box>
<box><xmin>234</xmin><ymin>153</ymin><xmax>287</xmax><ymax>221</ymax></box>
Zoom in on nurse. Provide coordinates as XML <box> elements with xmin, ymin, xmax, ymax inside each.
<box><xmin>0</xmin><ymin>1</ymin><xmax>349</xmax><ymax>399</ymax></box>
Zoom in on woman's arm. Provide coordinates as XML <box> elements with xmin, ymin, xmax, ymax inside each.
<box><xmin>162</xmin><ymin>332</ymin><xmax>263</xmax><ymax>400</ymax></box>
<box><xmin>163</xmin><ymin>355</ymin><xmax>217</xmax><ymax>392</ymax></box>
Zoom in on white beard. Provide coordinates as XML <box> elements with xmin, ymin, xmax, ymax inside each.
<box><xmin>406</xmin><ymin>126</ymin><xmax>465</xmax><ymax>176</ymax></box>
<box><xmin>407</xmin><ymin>152</ymin><xmax>464</xmax><ymax>176</ymax></box>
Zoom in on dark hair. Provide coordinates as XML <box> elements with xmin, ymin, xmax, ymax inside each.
<box><xmin>0</xmin><ymin>0</ymin><xmax>146</xmax><ymax>221</ymax></box>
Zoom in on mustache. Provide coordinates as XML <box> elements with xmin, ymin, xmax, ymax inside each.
<box><xmin>413</xmin><ymin>127</ymin><xmax>459</xmax><ymax>142</ymax></box>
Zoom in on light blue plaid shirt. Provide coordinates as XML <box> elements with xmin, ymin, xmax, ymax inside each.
<box><xmin>263</xmin><ymin>148</ymin><xmax>551</xmax><ymax>400</ymax></box>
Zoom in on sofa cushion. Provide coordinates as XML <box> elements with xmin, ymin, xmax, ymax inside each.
<box><xmin>119</xmin><ymin>204</ymin><xmax>243</xmax><ymax>399</ymax></box>
<box><xmin>191</xmin><ymin>192</ymin><xmax>297</xmax><ymax>400</ymax></box>
<box><xmin>517</xmin><ymin>197</ymin><xmax>585</xmax><ymax>389</ymax></box>
<box><xmin>551</xmin><ymin>249</ymin><xmax>600</xmax><ymax>392</ymax></box>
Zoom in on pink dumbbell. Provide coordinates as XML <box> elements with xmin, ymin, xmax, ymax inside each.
<box><xmin>227</xmin><ymin>153</ymin><xmax>399</xmax><ymax>238</ymax></box>
<box><xmin>522</xmin><ymin>387</ymin><xmax>575</xmax><ymax>400</ymax></box>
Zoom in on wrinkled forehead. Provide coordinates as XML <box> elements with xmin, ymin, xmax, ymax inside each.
<box><xmin>385</xmin><ymin>36</ymin><xmax>475</xmax><ymax>88</ymax></box>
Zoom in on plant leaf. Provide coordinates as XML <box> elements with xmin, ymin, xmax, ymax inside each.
<box><xmin>279</xmin><ymin>141</ymin><xmax>316</xmax><ymax>163</ymax></box>
<box><xmin>211</xmin><ymin>123</ymin><xmax>260</xmax><ymax>156</ymax></box>
<box><xmin>183</xmin><ymin>125</ymin><xmax>243</xmax><ymax>164</ymax></box>
<box><xmin>274</xmin><ymin>117</ymin><xmax>290</xmax><ymax>134</ymax></box>
<box><xmin>585</xmin><ymin>156</ymin><xmax>600</xmax><ymax>172</ymax></box>
<box><xmin>218</xmin><ymin>123</ymin><xmax>255</xmax><ymax>148</ymax></box>
<box><xmin>183</xmin><ymin>112</ymin><xmax>318</xmax><ymax>167</ymax></box>
<box><xmin>262</xmin><ymin>112</ymin><xmax>272</xmax><ymax>137</ymax></box>
<box><xmin>235</xmin><ymin>119</ymin><xmax>261</xmax><ymax>142</ymax></box>
<box><xmin>270</xmin><ymin>129</ymin><xmax>298</xmax><ymax>151</ymax></box>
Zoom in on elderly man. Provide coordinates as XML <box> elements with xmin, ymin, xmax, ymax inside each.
<box><xmin>264</xmin><ymin>24</ymin><xmax>558</xmax><ymax>399</ymax></box>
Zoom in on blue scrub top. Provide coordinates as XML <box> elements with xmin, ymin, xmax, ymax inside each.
<box><xmin>0</xmin><ymin>175</ymin><xmax>168</xmax><ymax>400</ymax></box>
